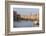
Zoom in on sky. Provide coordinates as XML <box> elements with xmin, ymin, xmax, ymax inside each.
<box><xmin>13</xmin><ymin>8</ymin><xmax>39</xmax><ymax>16</ymax></box>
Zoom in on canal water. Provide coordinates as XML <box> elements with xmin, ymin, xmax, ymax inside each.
<box><xmin>13</xmin><ymin>20</ymin><xmax>33</xmax><ymax>27</ymax></box>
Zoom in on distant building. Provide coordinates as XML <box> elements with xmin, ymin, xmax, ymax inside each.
<box><xmin>13</xmin><ymin>11</ymin><xmax>21</xmax><ymax>21</ymax></box>
<box><xmin>21</xmin><ymin>14</ymin><xmax>39</xmax><ymax>21</ymax></box>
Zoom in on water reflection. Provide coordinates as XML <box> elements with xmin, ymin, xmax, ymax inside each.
<box><xmin>13</xmin><ymin>20</ymin><xmax>33</xmax><ymax>27</ymax></box>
